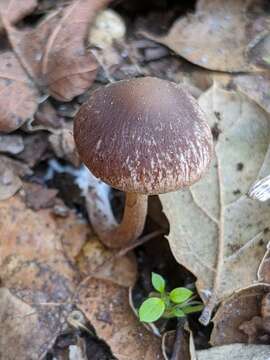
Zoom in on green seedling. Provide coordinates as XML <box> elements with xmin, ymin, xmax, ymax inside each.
<box><xmin>263</xmin><ymin>56</ymin><xmax>270</xmax><ymax>65</ymax></box>
<box><xmin>138</xmin><ymin>272</ymin><xmax>203</xmax><ymax>323</ymax></box>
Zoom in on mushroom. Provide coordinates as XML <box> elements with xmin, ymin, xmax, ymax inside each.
<box><xmin>74</xmin><ymin>77</ymin><xmax>213</xmax><ymax>248</ymax></box>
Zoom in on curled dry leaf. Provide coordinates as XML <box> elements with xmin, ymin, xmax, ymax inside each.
<box><xmin>0</xmin><ymin>195</ymin><xmax>89</xmax><ymax>359</ymax></box>
<box><xmin>162</xmin><ymin>328</ymin><xmax>195</xmax><ymax>360</ymax></box>
<box><xmin>211</xmin><ymin>285</ymin><xmax>270</xmax><ymax>346</ymax></box>
<box><xmin>49</xmin><ymin>127</ymin><xmax>81</xmax><ymax>167</ymax></box>
<box><xmin>258</xmin><ymin>244</ymin><xmax>270</xmax><ymax>283</ymax></box>
<box><xmin>0</xmin><ymin>0</ymin><xmax>37</xmax><ymax>29</ymax></box>
<box><xmin>248</xmin><ymin>175</ymin><xmax>270</xmax><ymax>202</ymax></box>
<box><xmin>0</xmin><ymin>155</ymin><xmax>32</xmax><ymax>200</ymax></box>
<box><xmin>77</xmin><ymin>277</ymin><xmax>163</xmax><ymax>360</ymax></box>
<box><xmin>0</xmin><ymin>51</ymin><xmax>39</xmax><ymax>133</ymax></box>
<box><xmin>143</xmin><ymin>0</ymin><xmax>270</xmax><ymax>72</ymax></box>
<box><xmin>89</xmin><ymin>9</ymin><xmax>126</xmax><ymax>49</ymax></box>
<box><xmin>0</xmin><ymin>134</ymin><xmax>24</xmax><ymax>154</ymax></box>
<box><xmin>2</xmin><ymin>0</ymin><xmax>111</xmax><ymax>102</ymax></box>
<box><xmin>160</xmin><ymin>85</ymin><xmax>270</xmax><ymax>324</ymax></box>
<box><xmin>197</xmin><ymin>343</ymin><xmax>270</xmax><ymax>360</ymax></box>
<box><xmin>239</xmin><ymin>315</ymin><xmax>270</xmax><ymax>344</ymax></box>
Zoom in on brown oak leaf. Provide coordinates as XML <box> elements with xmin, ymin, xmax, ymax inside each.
<box><xmin>77</xmin><ymin>277</ymin><xmax>163</xmax><ymax>360</ymax></box>
<box><xmin>1</xmin><ymin>0</ymin><xmax>110</xmax><ymax>101</ymax></box>
<box><xmin>0</xmin><ymin>51</ymin><xmax>39</xmax><ymax>133</ymax></box>
<box><xmin>0</xmin><ymin>0</ymin><xmax>111</xmax><ymax>132</ymax></box>
<box><xmin>0</xmin><ymin>0</ymin><xmax>37</xmax><ymax>30</ymax></box>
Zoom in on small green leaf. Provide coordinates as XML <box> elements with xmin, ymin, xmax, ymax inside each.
<box><xmin>172</xmin><ymin>307</ymin><xmax>185</xmax><ymax>317</ymax></box>
<box><xmin>263</xmin><ymin>56</ymin><xmax>270</xmax><ymax>65</ymax></box>
<box><xmin>139</xmin><ymin>297</ymin><xmax>165</xmax><ymax>323</ymax></box>
<box><xmin>169</xmin><ymin>288</ymin><xmax>193</xmax><ymax>304</ymax></box>
<box><xmin>183</xmin><ymin>304</ymin><xmax>203</xmax><ymax>314</ymax></box>
<box><xmin>151</xmin><ymin>272</ymin><xmax>165</xmax><ymax>293</ymax></box>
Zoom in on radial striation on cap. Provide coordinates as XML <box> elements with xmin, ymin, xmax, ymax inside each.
<box><xmin>74</xmin><ymin>77</ymin><xmax>213</xmax><ymax>195</ymax></box>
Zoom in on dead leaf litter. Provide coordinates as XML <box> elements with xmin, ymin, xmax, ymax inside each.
<box><xmin>1</xmin><ymin>0</ymin><xmax>270</xmax><ymax>358</ymax></box>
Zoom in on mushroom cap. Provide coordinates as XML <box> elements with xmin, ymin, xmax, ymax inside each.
<box><xmin>74</xmin><ymin>77</ymin><xmax>213</xmax><ymax>195</ymax></box>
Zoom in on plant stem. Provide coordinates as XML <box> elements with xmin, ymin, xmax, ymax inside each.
<box><xmin>171</xmin><ymin>318</ymin><xmax>186</xmax><ymax>360</ymax></box>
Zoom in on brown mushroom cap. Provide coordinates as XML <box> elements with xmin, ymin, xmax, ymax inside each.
<box><xmin>74</xmin><ymin>77</ymin><xmax>213</xmax><ymax>195</ymax></box>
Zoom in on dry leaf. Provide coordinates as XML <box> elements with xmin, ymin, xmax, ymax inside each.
<box><xmin>197</xmin><ymin>343</ymin><xmax>270</xmax><ymax>360</ymax></box>
<box><xmin>77</xmin><ymin>236</ymin><xmax>137</xmax><ymax>287</ymax></box>
<box><xmin>0</xmin><ymin>195</ymin><xmax>89</xmax><ymax>359</ymax></box>
<box><xmin>89</xmin><ymin>9</ymin><xmax>126</xmax><ymax>49</ymax></box>
<box><xmin>258</xmin><ymin>245</ymin><xmax>270</xmax><ymax>283</ymax></box>
<box><xmin>0</xmin><ymin>161</ymin><xmax>21</xmax><ymax>200</ymax></box>
<box><xmin>248</xmin><ymin>175</ymin><xmax>270</xmax><ymax>202</ymax></box>
<box><xmin>234</xmin><ymin>73</ymin><xmax>270</xmax><ymax>115</ymax></box>
<box><xmin>16</xmin><ymin>132</ymin><xmax>49</xmax><ymax>167</ymax></box>
<box><xmin>211</xmin><ymin>284</ymin><xmax>270</xmax><ymax>345</ymax></box>
<box><xmin>0</xmin><ymin>0</ymin><xmax>111</xmax><ymax>132</ymax></box>
<box><xmin>56</xmin><ymin>215</ymin><xmax>91</xmax><ymax>263</ymax></box>
<box><xmin>2</xmin><ymin>0</ymin><xmax>110</xmax><ymax>101</ymax></box>
<box><xmin>77</xmin><ymin>277</ymin><xmax>163</xmax><ymax>360</ymax></box>
<box><xmin>22</xmin><ymin>182</ymin><xmax>58</xmax><ymax>210</ymax></box>
<box><xmin>160</xmin><ymin>85</ymin><xmax>270</xmax><ymax>324</ymax></box>
<box><xmin>0</xmin><ymin>51</ymin><xmax>39</xmax><ymax>133</ymax></box>
<box><xmin>162</xmin><ymin>329</ymin><xmax>196</xmax><ymax>360</ymax></box>
<box><xmin>0</xmin><ymin>155</ymin><xmax>32</xmax><ymax>200</ymax></box>
<box><xmin>49</xmin><ymin>127</ymin><xmax>80</xmax><ymax>166</ymax></box>
<box><xmin>0</xmin><ymin>0</ymin><xmax>37</xmax><ymax>29</ymax></box>
<box><xmin>143</xmin><ymin>0</ymin><xmax>270</xmax><ymax>72</ymax></box>
<box><xmin>0</xmin><ymin>287</ymin><xmax>71</xmax><ymax>360</ymax></box>
<box><xmin>0</xmin><ymin>134</ymin><xmax>24</xmax><ymax>154</ymax></box>
<box><xmin>0</xmin><ymin>195</ymin><xmax>89</xmax><ymax>292</ymax></box>
<box><xmin>34</xmin><ymin>100</ymin><xmax>64</xmax><ymax>129</ymax></box>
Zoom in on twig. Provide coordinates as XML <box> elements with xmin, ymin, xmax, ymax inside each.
<box><xmin>116</xmin><ymin>230</ymin><xmax>163</xmax><ymax>257</ymax></box>
<box><xmin>171</xmin><ymin>318</ymin><xmax>186</xmax><ymax>360</ymax></box>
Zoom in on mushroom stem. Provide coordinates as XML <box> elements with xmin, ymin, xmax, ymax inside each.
<box><xmin>101</xmin><ymin>192</ymin><xmax>148</xmax><ymax>248</ymax></box>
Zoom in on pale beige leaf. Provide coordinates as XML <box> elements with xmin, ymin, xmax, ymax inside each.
<box><xmin>0</xmin><ymin>51</ymin><xmax>39</xmax><ymax>133</ymax></box>
<box><xmin>77</xmin><ymin>277</ymin><xmax>163</xmax><ymax>360</ymax></box>
<box><xmin>143</xmin><ymin>0</ymin><xmax>270</xmax><ymax>72</ymax></box>
<box><xmin>160</xmin><ymin>85</ymin><xmax>270</xmax><ymax>324</ymax></box>
<box><xmin>234</xmin><ymin>73</ymin><xmax>270</xmax><ymax>115</ymax></box>
<box><xmin>197</xmin><ymin>344</ymin><xmax>270</xmax><ymax>360</ymax></box>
